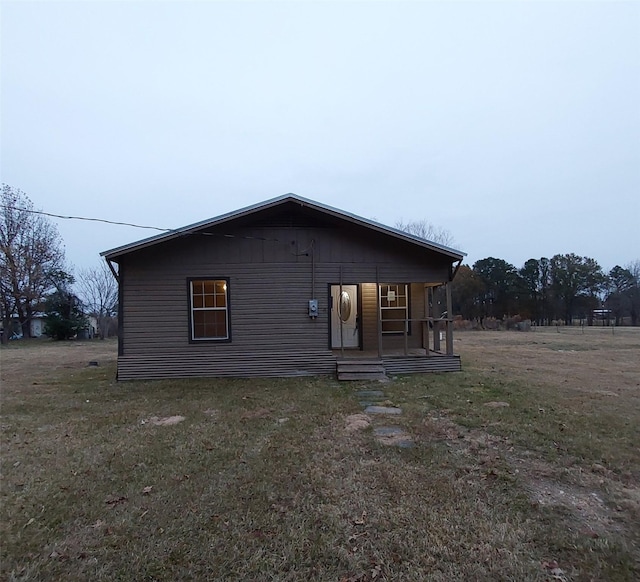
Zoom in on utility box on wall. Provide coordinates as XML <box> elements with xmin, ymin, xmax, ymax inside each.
<box><xmin>308</xmin><ymin>299</ymin><xmax>319</xmax><ymax>318</ymax></box>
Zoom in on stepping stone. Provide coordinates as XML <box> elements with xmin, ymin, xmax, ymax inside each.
<box><xmin>358</xmin><ymin>399</ymin><xmax>387</xmax><ymax>406</ymax></box>
<box><xmin>374</xmin><ymin>426</ymin><xmax>414</xmax><ymax>448</ymax></box>
<box><xmin>364</xmin><ymin>405</ymin><xmax>402</xmax><ymax>415</ymax></box>
<box><xmin>374</xmin><ymin>426</ymin><xmax>404</xmax><ymax>436</ymax></box>
<box><xmin>355</xmin><ymin>390</ymin><xmax>386</xmax><ymax>398</ymax></box>
<box><xmin>356</xmin><ymin>390</ymin><xmax>388</xmax><ymax>407</ymax></box>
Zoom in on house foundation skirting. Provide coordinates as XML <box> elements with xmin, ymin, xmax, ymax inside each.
<box><xmin>383</xmin><ymin>355</ymin><xmax>461</xmax><ymax>375</ymax></box>
<box><xmin>117</xmin><ymin>350</ymin><xmax>337</xmax><ymax>380</ymax></box>
<box><xmin>117</xmin><ymin>350</ymin><xmax>461</xmax><ymax>380</ymax></box>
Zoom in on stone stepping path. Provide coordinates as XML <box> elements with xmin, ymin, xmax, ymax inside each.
<box><xmin>364</xmin><ymin>405</ymin><xmax>403</xmax><ymax>415</ymax></box>
<box><xmin>373</xmin><ymin>426</ymin><xmax>414</xmax><ymax>448</ymax></box>
<box><xmin>354</xmin><ymin>389</ymin><xmax>414</xmax><ymax>448</ymax></box>
<box><xmin>356</xmin><ymin>389</ymin><xmax>386</xmax><ymax>407</ymax></box>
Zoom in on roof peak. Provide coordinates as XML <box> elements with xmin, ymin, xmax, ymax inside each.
<box><xmin>102</xmin><ymin>193</ymin><xmax>465</xmax><ymax>260</ymax></box>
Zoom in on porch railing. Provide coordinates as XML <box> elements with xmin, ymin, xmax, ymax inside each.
<box><xmin>378</xmin><ymin>316</ymin><xmax>454</xmax><ymax>357</ymax></box>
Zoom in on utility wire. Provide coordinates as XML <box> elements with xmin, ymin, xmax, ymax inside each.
<box><xmin>1</xmin><ymin>205</ymin><xmax>171</xmax><ymax>232</ymax></box>
<box><xmin>0</xmin><ymin>205</ymin><xmax>285</xmax><ymax>242</ymax></box>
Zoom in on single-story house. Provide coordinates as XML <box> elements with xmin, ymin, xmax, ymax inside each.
<box><xmin>30</xmin><ymin>314</ymin><xmax>46</xmax><ymax>338</ymax></box>
<box><xmin>7</xmin><ymin>313</ymin><xmax>46</xmax><ymax>338</ymax></box>
<box><xmin>101</xmin><ymin>194</ymin><xmax>466</xmax><ymax>380</ymax></box>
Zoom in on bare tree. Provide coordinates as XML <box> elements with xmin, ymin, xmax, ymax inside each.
<box><xmin>395</xmin><ymin>219</ymin><xmax>456</xmax><ymax>248</ymax></box>
<box><xmin>77</xmin><ymin>261</ymin><xmax>118</xmax><ymax>339</ymax></box>
<box><xmin>625</xmin><ymin>260</ymin><xmax>640</xmax><ymax>326</ymax></box>
<box><xmin>0</xmin><ymin>184</ymin><xmax>67</xmax><ymax>341</ymax></box>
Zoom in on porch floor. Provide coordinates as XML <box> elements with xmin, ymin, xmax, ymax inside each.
<box><xmin>332</xmin><ymin>348</ymin><xmax>456</xmax><ymax>359</ymax></box>
<box><xmin>333</xmin><ymin>348</ymin><xmax>461</xmax><ymax>375</ymax></box>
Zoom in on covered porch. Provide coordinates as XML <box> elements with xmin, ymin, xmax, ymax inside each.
<box><xmin>331</xmin><ymin>279</ymin><xmax>461</xmax><ymax>378</ymax></box>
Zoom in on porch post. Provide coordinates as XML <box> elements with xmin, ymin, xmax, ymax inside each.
<box><xmin>424</xmin><ymin>285</ymin><xmax>430</xmax><ymax>357</ymax></box>
<box><xmin>376</xmin><ymin>266</ymin><xmax>382</xmax><ymax>359</ymax></box>
<box><xmin>446</xmin><ymin>281</ymin><xmax>454</xmax><ymax>356</ymax></box>
<box><xmin>340</xmin><ymin>266</ymin><xmax>344</xmax><ymax>358</ymax></box>
<box><xmin>433</xmin><ymin>287</ymin><xmax>441</xmax><ymax>352</ymax></box>
<box><xmin>403</xmin><ymin>293</ymin><xmax>408</xmax><ymax>356</ymax></box>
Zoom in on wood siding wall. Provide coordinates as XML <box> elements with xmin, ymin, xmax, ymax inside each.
<box><xmin>116</xmin><ymin>223</ymin><xmax>454</xmax><ymax>379</ymax></box>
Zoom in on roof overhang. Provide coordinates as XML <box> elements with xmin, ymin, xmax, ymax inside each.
<box><xmin>101</xmin><ymin>193</ymin><xmax>466</xmax><ymax>262</ymax></box>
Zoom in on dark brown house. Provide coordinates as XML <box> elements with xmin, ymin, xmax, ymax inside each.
<box><xmin>101</xmin><ymin>194</ymin><xmax>465</xmax><ymax>380</ymax></box>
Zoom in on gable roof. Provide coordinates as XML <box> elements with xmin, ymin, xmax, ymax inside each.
<box><xmin>101</xmin><ymin>193</ymin><xmax>466</xmax><ymax>261</ymax></box>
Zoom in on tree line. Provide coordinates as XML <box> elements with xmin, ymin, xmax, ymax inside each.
<box><xmin>1</xmin><ymin>185</ymin><xmax>117</xmax><ymax>342</ymax></box>
<box><xmin>2</xmin><ymin>184</ymin><xmax>639</xmax><ymax>343</ymax></box>
<box><xmin>397</xmin><ymin>220</ymin><xmax>639</xmax><ymax>327</ymax></box>
<box><xmin>452</xmin><ymin>256</ymin><xmax>640</xmax><ymax>326</ymax></box>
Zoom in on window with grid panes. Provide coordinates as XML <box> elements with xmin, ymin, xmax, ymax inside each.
<box><xmin>379</xmin><ymin>284</ymin><xmax>409</xmax><ymax>334</ymax></box>
<box><xmin>189</xmin><ymin>279</ymin><xmax>230</xmax><ymax>341</ymax></box>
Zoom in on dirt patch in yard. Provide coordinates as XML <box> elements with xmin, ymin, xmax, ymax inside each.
<box><xmin>145</xmin><ymin>416</ymin><xmax>186</xmax><ymax>426</ymax></box>
<box><xmin>371</xmin><ymin>327</ymin><xmax>639</xmax><ymax>576</ymax></box>
<box><xmin>344</xmin><ymin>414</ymin><xmax>371</xmax><ymax>432</ymax></box>
<box><xmin>420</xmin><ymin>403</ymin><xmax>634</xmax><ymax>539</ymax></box>
<box><xmin>240</xmin><ymin>407</ymin><xmax>273</xmax><ymax>421</ymax></box>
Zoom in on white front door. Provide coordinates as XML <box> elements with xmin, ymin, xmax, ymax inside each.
<box><xmin>331</xmin><ymin>285</ymin><xmax>359</xmax><ymax>348</ymax></box>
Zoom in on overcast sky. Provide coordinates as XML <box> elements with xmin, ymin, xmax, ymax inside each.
<box><xmin>2</xmin><ymin>1</ymin><xmax>639</xmax><ymax>273</ymax></box>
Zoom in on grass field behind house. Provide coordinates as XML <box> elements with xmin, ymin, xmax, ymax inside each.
<box><xmin>1</xmin><ymin>328</ymin><xmax>639</xmax><ymax>581</ymax></box>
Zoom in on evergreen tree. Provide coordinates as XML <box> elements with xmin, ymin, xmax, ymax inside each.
<box><xmin>44</xmin><ymin>287</ymin><xmax>86</xmax><ymax>340</ymax></box>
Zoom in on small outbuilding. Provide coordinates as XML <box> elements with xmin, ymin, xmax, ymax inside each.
<box><xmin>101</xmin><ymin>194</ymin><xmax>465</xmax><ymax>380</ymax></box>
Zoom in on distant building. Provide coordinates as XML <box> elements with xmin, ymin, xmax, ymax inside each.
<box><xmin>8</xmin><ymin>313</ymin><xmax>46</xmax><ymax>338</ymax></box>
<box><xmin>593</xmin><ymin>309</ymin><xmax>614</xmax><ymax>326</ymax></box>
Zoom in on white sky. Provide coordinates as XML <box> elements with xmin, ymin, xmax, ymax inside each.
<box><xmin>2</xmin><ymin>0</ymin><xmax>639</xmax><ymax>273</ymax></box>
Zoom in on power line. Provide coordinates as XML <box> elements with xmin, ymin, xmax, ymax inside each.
<box><xmin>0</xmin><ymin>204</ymin><xmax>284</xmax><ymax>242</ymax></box>
<box><xmin>0</xmin><ymin>205</ymin><xmax>171</xmax><ymax>232</ymax></box>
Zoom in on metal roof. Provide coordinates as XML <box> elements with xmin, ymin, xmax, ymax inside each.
<box><xmin>101</xmin><ymin>193</ymin><xmax>466</xmax><ymax>261</ymax></box>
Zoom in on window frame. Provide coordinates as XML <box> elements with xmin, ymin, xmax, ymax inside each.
<box><xmin>379</xmin><ymin>283</ymin><xmax>412</xmax><ymax>336</ymax></box>
<box><xmin>187</xmin><ymin>277</ymin><xmax>231</xmax><ymax>343</ymax></box>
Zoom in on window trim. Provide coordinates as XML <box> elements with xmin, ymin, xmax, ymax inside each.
<box><xmin>187</xmin><ymin>277</ymin><xmax>231</xmax><ymax>343</ymax></box>
<box><xmin>379</xmin><ymin>283</ymin><xmax>412</xmax><ymax>336</ymax></box>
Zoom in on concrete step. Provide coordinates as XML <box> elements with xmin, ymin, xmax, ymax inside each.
<box><xmin>338</xmin><ymin>372</ymin><xmax>388</xmax><ymax>381</ymax></box>
<box><xmin>336</xmin><ymin>358</ymin><xmax>387</xmax><ymax>381</ymax></box>
<box><xmin>336</xmin><ymin>364</ymin><xmax>385</xmax><ymax>374</ymax></box>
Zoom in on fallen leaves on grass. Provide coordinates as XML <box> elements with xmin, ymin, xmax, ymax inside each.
<box><xmin>352</xmin><ymin>511</ymin><xmax>367</xmax><ymax>526</ymax></box>
<box><xmin>270</xmin><ymin>503</ymin><xmax>288</xmax><ymax>514</ymax></box>
<box><xmin>541</xmin><ymin>560</ymin><xmax>568</xmax><ymax>581</ymax></box>
<box><xmin>104</xmin><ymin>495</ymin><xmax>128</xmax><ymax>506</ymax></box>
<box><xmin>340</xmin><ymin>562</ymin><xmax>383</xmax><ymax>582</ymax></box>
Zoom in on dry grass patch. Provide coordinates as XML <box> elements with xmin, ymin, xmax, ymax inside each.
<box><xmin>1</xmin><ymin>330</ymin><xmax>639</xmax><ymax>580</ymax></box>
